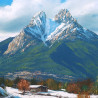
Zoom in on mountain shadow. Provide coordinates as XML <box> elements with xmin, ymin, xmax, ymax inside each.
<box><xmin>50</xmin><ymin>42</ymin><xmax>92</xmax><ymax>77</ymax></box>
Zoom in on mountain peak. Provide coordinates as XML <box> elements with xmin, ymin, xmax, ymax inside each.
<box><xmin>59</xmin><ymin>9</ymin><xmax>69</xmax><ymax>14</ymax></box>
<box><xmin>54</xmin><ymin>9</ymin><xmax>75</xmax><ymax>23</ymax></box>
<box><xmin>29</xmin><ymin>11</ymin><xmax>46</xmax><ymax>25</ymax></box>
<box><xmin>24</xmin><ymin>11</ymin><xmax>46</xmax><ymax>42</ymax></box>
<box><xmin>33</xmin><ymin>11</ymin><xmax>46</xmax><ymax>18</ymax></box>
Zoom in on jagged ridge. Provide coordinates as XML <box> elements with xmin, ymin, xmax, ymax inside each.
<box><xmin>4</xmin><ymin>9</ymin><xmax>98</xmax><ymax>54</ymax></box>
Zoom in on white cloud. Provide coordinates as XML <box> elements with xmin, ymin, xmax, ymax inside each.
<box><xmin>0</xmin><ymin>33</ymin><xmax>19</xmax><ymax>42</ymax></box>
<box><xmin>0</xmin><ymin>0</ymin><xmax>98</xmax><ymax>41</ymax></box>
<box><xmin>57</xmin><ymin>0</ymin><xmax>98</xmax><ymax>16</ymax></box>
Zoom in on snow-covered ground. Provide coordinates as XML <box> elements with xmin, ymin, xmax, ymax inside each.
<box><xmin>1</xmin><ymin>87</ymin><xmax>97</xmax><ymax>98</ymax></box>
<box><xmin>6</xmin><ymin>87</ymin><xmax>56</xmax><ymax>98</ymax></box>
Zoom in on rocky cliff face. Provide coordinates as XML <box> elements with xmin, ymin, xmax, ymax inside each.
<box><xmin>4</xmin><ymin>11</ymin><xmax>45</xmax><ymax>55</ymax></box>
<box><xmin>54</xmin><ymin>9</ymin><xmax>76</xmax><ymax>23</ymax></box>
<box><xmin>4</xmin><ymin>9</ymin><xmax>98</xmax><ymax>54</ymax></box>
<box><xmin>4</xmin><ymin>30</ymin><xmax>41</xmax><ymax>54</ymax></box>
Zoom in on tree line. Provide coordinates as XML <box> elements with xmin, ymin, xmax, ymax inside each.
<box><xmin>0</xmin><ymin>77</ymin><xmax>98</xmax><ymax>95</ymax></box>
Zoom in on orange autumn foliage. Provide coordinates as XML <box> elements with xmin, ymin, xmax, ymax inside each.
<box><xmin>66</xmin><ymin>79</ymin><xmax>93</xmax><ymax>94</ymax></box>
<box><xmin>17</xmin><ymin>79</ymin><xmax>30</xmax><ymax>94</ymax></box>
<box><xmin>66</xmin><ymin>83</ymin><xmax>81</xmax><ymax>94</ymax></box>
<box><xmin>77</xmin><ymin>92</ymin><xmax>90</xmax><ymax>98</ymax></box>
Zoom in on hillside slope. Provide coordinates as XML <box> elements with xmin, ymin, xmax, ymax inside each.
<box><xmin>0</xmin><ymin>39</ymin><xmax>98</xmax><ymax>78</ymax></box>
<box><xmin>0</xmin><ymin>9</ymin><xmax>98</xmax><ymax>79</ymax></box>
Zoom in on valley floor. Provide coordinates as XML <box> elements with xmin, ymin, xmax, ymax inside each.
<box><xmin>5</xmin><ymin>87</ymin><xmax>98</xmax><ymax>98</ymax></box>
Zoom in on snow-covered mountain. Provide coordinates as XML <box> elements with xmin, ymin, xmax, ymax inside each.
<box><xmin>0</xmin><ymin>9</ymin><xmax>98</xmax><ymax>78</ymax></box>
<box><xmin>46</xmin><ymin>9</ymin><xmax>97</xmax><ymax>44</ymax></box>
<box><xmin>26</xmin><ymin>11</ymin><xmax>46</xmax><ymax>42</ymax></box>
<box><xmin>4</xmin><ymin>9</ymin><xmax>98</xmax><ymax>54</ymax></box>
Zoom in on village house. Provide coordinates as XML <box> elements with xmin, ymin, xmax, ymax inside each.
<box><xmin>29</xmin><ymin>85</ymin><xmax>48</xmax><ymax>93</ymax></box>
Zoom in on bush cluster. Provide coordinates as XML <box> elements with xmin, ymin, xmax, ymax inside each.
<box><xmin>66</xmin><ymin>79</ymin><xmax>98</xmax><ymax>95</ymax></box>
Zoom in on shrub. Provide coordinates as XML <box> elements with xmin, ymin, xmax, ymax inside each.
<box><xmin>89</xmin><ymin>82</ymin><xmax>98</xmax><ymax>95</ymax></box>
<box><xmin>66</xmin><ymin>83</ymin><xmax>81</xmax><ymax>94</ymax></box>
<box><xmin>66</xmin><ymin>79</ymin><xmax>93</xmax><ymax>94</ymax></box>
<box><xmin>77</xmin><ymin>93</ymin><xmax>90</xmax><ymax>98</ymax></box>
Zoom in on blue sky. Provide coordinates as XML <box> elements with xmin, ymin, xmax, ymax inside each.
<box><xmin>0</xmin><ymin>0</ymin><xmax>98</xmax><ymax>41</ymax></box>
<box><xmin>0</xmin><ymin>0</ymin><xmax>66</xmax><ymax>6</ymax></box>
<box><xmin>61</xmin><ymin>0</ymin><xmax>66</xmax><ymax>3</ymax></box>
<box><xmin>0</xmin><ymin>0</ymin><xmax>12</xmax><ymax>6</ymax></box>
